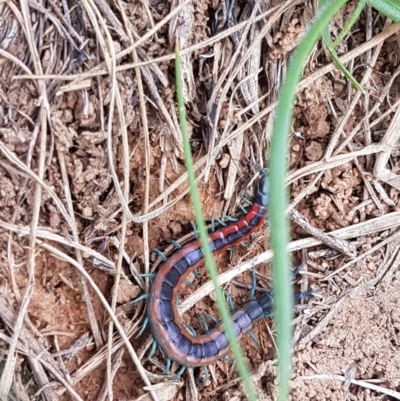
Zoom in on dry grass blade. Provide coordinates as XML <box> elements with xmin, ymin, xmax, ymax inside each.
<box><xmin>294</xmin><ymin>374</ymin><xmax>400</xmax><ymax>399</ymax></box>
<box><xmin>0</xmin><ymin>220</ymin><xmax>115</xmax><ymax>270</ymax></box>
<box><xmin>287</xmin><ymin>144</ymin><xmax>390</xmax><ymax>184</ymax></box>
<box><xmin>374</xmin><ymin>105</ymin><xmax>400</xmax><ymax>182</ymax></box>
<box><xmin>0</xmin><ymin>0</ymin><xmax>49</xmax><ymax>396</ymax></box>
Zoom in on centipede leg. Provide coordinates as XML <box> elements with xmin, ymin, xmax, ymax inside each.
<box><xmin>146</xmin><ymin>338</ymin><xmax>158</xmax><ymax>361</ymax></box>
<box><xmin>249</xmin><ymin>269</ymin><xmax>257</xmax><ymax>301</ymax></box>
<box><xmin>211</xmin><ymin>216</ymin><xmax>216</xmax><ymax>232</ymax></box>
<box><xmin>168</xmin><ymin>240</ymin><xmax>180</xmax><ymax>250</ymax></box>
<box><xmin>163</xmin><ymin>358</ymin><xmax>172</xmax><ymax>374</ymax></box>
<box><xmin>224</xmin><ymin>355</ymin><xmax>233</xmax><ymax>364</ymax></box>
<box><xmin>138</xmin><ymin>273</ymin><xmax>155</xmax><ymax>279</ymax></box>
<box><xmin>223</xmin><ymin>214</ymin><xmax>238</xmax><ymax>222</ymax></box>
<box><xmin>201</xmin><ymin>312</ymin><xmax>218</xmax><ymax>324</ymax></box>
<box><xmin>242</xmin><ymin>196</ymin><xmax>253</xmax><ymax>206</ymax></box>
<box><xmin>292</xmin><ymin>260</ymin><xmax>306</xmax><ymax>278</ymax></box>
<box><xmin>239</xmin><ymin>204</ymin><xmax>249</xmax><ymax>214</ymax></box>
<box><xmin>153</xmin><ymin>248</ymin><xmax>168</xmax><ymax>262</ymax></box>
<box><xmin>195</xmin><ymin>365</ymin><xmax>209</xmax><ymax>387</ymax></box>
<box><xmin>196</xmin><ymin>314</ymin><xmax>209</xmax><ymax>331</ymax></box>
<box><xmin>185</xmin><ymin>324</ymin><xmax>197</xmax><ymax>337</ymax></box>
<box><xmin>224</xmin><ymin>291</ymin><xmax>236</xmax><ymax>312</ymax></box>
<box><xmin>203</xmin><ymin>365</ymin><xmax>209</xmax><ymax>385</ymax></box>
<box><xmin>137</xmin><ymin>316</ymin><xmax>149</xmax><ymax>337</ymax></box>
<box><xmin>294</xmin><ymin>290</ymin><xmax>314</xmax><ymax>301</ymax></box>
<box><xmin>132</xmin><ymin>293</ymin><xmax>149</xmax><ymax>303</ymax></box>
<box><xmin>247</xmin><ymin>330</ymin><xmax>259</xmax><ymax>347</ymax></box>
<box><xmin>190</xmin><ymin>221</ymin><xmax>199</xmax><ymax>239</ymax></box>
<box><xmin>171</xmin><ymin>365</ymin><xmax>187</xmax><ymax>379</ymax></box>
<box><xmin>248</xmin><ymin>163</ymin><xmax>267</xmax><ymax>176</ymax></box>
<box><xmin>215</xmin><ymin>216</ymin><xmax>227</xmax><ymax>227</ymax></box>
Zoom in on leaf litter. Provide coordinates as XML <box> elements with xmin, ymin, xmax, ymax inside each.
<box><xmin>0</xmin><ymin>1</ymin><xmax>400</xmax><ymax>400</ymax></box>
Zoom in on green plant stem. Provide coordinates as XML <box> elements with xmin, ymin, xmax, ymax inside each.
<box><xmin>268</xmin><ymin>1</ymin><xmax>348</xmax><ymax>400</ymax></box>
<box><xmin>175</xmin><ymin>45</ymin><xmax>257</xmax><ymax>401</ymax></box>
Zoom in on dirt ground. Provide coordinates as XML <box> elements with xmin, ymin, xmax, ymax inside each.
<box><xmin>1</xmin><ymin>0</ymin><xmax>400</xmax><ymax>400</ymax></box>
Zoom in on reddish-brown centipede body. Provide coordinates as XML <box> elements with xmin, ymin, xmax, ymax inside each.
<box><xmin>147</xmin><ymin>175</ymin><xmax>269</xmax><ymax>367</ymax></box>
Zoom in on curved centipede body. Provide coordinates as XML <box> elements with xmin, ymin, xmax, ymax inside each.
<box><xmin>147</xmin><ymin>175</ymin><xmax>270</xmax><ymax>367</ymax></box>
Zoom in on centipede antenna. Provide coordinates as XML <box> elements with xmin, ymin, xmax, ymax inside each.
<box><xmin>170</xmin><ymin>240</ymin><xmax>182</xmax><ymax>250</ymax></box>
<box><xmin>171</xmin><ymin>365</ymin><xmax>187</xmax><ymax>379</ymax></box>
<box><xmin>132</xmin><ymin>293</ymin><xmax>149</xmax><ymax>304</ymax></box>
<box><xmin>224</xmin><ymin>214</ymin><xmax>238</xmax><ymax>222</ymax></box>
<box><xmin>224</xmin><ymin>291</ymin><xmax>236</xmax><ymax>312</ymax></box>
<box><xmin>163</xmin><ymin>358</ymin><xmax>172</xmax><ymax>374</ymax></box>
<box><xmin>239</xmin><ymin>204</ymin><xmax>248</xmax><ymax>214</ymax></box>
<box><xmin>196</xmin><ymin>314</ymin><xmax>209</xmax><ymax>331</ymax></box>
<box><xmin>137</xmin><ymin>316</ymin><xmax>149</xmax><ymax>337</ymax></box>
<box><xmin>247</xmin><ymin>330</ymin><xmax>259</xmax><ymax>347</ymax></box>
<box><xmin>249</xmin><ymin>269</ymin><xmax>256</xmax><ymax>301</ymax></box>
<box><xmin>146</xmin><ymin>338</ymin><xmax>158</xmax><ymax>360</ymax></box>
<box><xmin>239</xmin><ymin>241</ymin><xmax>248</xmax><ymax>248</ymax></box>
<box><xmin>153</xmin><ymin>248</ymin><xmax>168</xmax><ymax>262</ymax></box>
<box><xmin>190</xmin><ymin>221</ymin><xmax>199</xmax><ymax>239</ymax></box>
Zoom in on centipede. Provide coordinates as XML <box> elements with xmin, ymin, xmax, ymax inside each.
<box><xmin>147</xmin><ymin>173</ymin><xmax>271</xmax><ymax>367</ymax></box>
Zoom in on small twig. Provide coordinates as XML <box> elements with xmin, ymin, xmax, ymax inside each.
<box><xmin>290</xmin><ymin>209</ymin><xmax>357</xmax><ymax>258</ymax></box>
